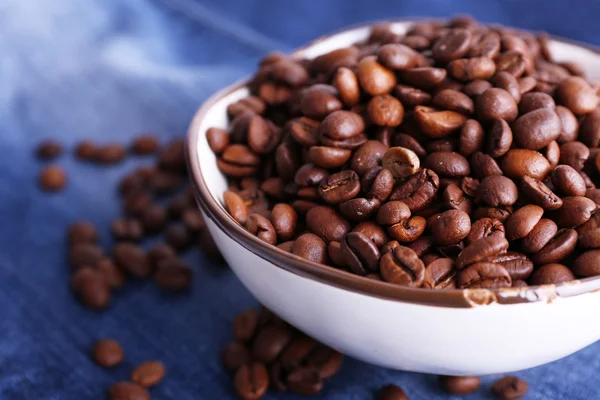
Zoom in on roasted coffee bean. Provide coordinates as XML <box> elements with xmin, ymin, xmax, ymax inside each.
<box><xmin>573</xmin><ymin>249</ymin><xmax>600</xmax><ymax>277</ymax></box>
<box><xmin>164</xmin><ymin>224</ymin><xmax>191</xmax><ymax>250</ymax></box>
<box><xmin>521</xmin><ymin>218</ymin><xmax>557</xmax><ymax>253</ymax></box>
<box><xmin>341</xmin><ymin>232</ymin><xmax>381</xmax><ymax>275</ymax></box>
<box><xmin>556</xmin><ymin>76</ymin><xmax>598</xmax><ymax>115</ymax></box>
<box><xmin>75</xmin><ymin>140</ymin><xmax>98</xmax><ymax>160</ymax></box>
<box><xmin>394</xmin><ymin>84</ymin><xmax>432</xmax><ymax>106</ymax></box>
<box><xmin>551</xmin><ymin>165</ymin><xmax>586</xmax><ymax>196</ymax></box>
<box><xmin>233</xmin><ymin>309</ymin><xmax>258</xmax><ymax>343</ymax></box>
<box><xmin>271</xmin><ymin>204</ymin><xmax>297</xmax><ymax>241</ymax></box>
<box><xmin>287</xmin><ymin>367</ymin><xmax>323</xmax><ymax>395</ymax></box>
<box><xmin>520</xmin><ymin>176</ymin><xmax>563</xmax><ymax>210</ymax></box>
<box><xmin>234</xmin><ymin>363</ymin><xmax>269</xmax><ymax>400</ymax></box>
<box><xmin>223</xmin><ymin>190</ymin><xmax>249</xmax><ymax>225</ymax></box>
<box><xmin>493</xmin><ymin>252</ymin><xmax>534</xmax><ymax>280</ymax></box>
<box><xmin>300</xmin><ymin>85</ymin><xmax>342</xmax><ymax>120</ymax></box>
<box><xmin>67</xmin><ymin>221</ymin><xmax>98</xmax><ymax>246</ymax></box>
<box><xmin>430</xmin><ymin>210</ymin><xmax>471</xmax><ymax>245</ymax></box>
<box><xmin>555</xmin><ymin>106</ymin><xmax>579</xmax><ymax>143</ymax></box>
<box><xmin>154</xmin><ymin>258</ymin><xmax>192</xmax><ymax>291</ymax></box>
<box><xmin>519</xmin><ymin>92</ymin><xmax>555</xmax><ymax>114</ymax></box>
<box><xmin>318</xmin><ymin>170</ymin><xmax>360</xmax><ymax>204</ymax></box>
<box><xmin>500</xmin><ymin>149</ymin><xmax>551</xmax><ymax>180</ymax></box>
<box><xmin>413</xmin><ymin>106</ymin><xmax>468</xmax><ymax>138</ymax></box>
<box><xmin>39</xmin><ymin>165</ymin><xmax>67</xmax><ymax>191</ymax></box>
<box><xmin>431</xmin><ymin>28</ymin><xmax>472</xmax><ymax>62</ymax></box>
<box><xmin>443</xmin><ymin>183</ymin><xmax>472</xmax><ymax>213</ymax></box>
<box><xmin>96</xmin><ymin>144</ymin><xmax>127</xmax><ymax>164</ymax></box>
<box><xmin>492</xmin><ymin>71</ymin><xmax>521</xmax><ymax>102</ymax></box>
<box><xmin>376</xmin><ymin>201</ymin><xmax>411</xmax><ymax>226</ymax></box>
<box><xmin>319</xmin><ymin>110</ymin><xmax>365</xmax><ymax>141</ymax></box>
<box><xmin>464</xmin><ymin>79</ymin><xmax>492</xmax><ymax>97</ymax></box>
<box><xmin>114</xmin><ymin>243</ymin><xmax>150</xmax><ymax>278</ymax></box>
<box><xmin>71</xmin><ymin>267</ymin><xmax>110</xmax><ymax>310</ymax></box>
<box><xmin>477</xmin><ymin>176</ymin><xmax>518</xmax><ymax>206</ymax></box>
<box><xmin>111</xmin><ymin>218</ymin><xmax>143</xmax><ymax>242</ymax></box>
<box><xmin>423</xmin><ymin>258</ymin><xmax>457</xmax><ymax>289</ymax></box>
<box><xmin>147</xmin><ymin>243</ymin><xmax>176</xmax><ymax>270</ymax></box>
<box><xmin>579</xmin><ymin>227</ymin><xmax>600</xmax><ymax>249</ymax></box>
<box><xmin>339</xmin><ymin>197</ymin><xmax>380</xmax><ymax>222</ymax></box>
<box><xmin>467</xmin><ymin>217</ymin><xmax>505</xmax><ymax>244</ymax></box>
<box><xmin>367</xmin><ymin>94</ymin><xmax>404</xmax><ymax>127</ymax></box>
<box><xmin>392</xmin><ymin>133</ymin><xmax>426</xmax><ymax>158</ymax></box>
<box><xmin>519</xmin><ymin>76</ymin><xmax>537</xmax><ymax>94</ymax></box>
<box><xmin>459</xmin><ymin>119</ymin><xmax>484</xmax><ymax>156</ymax></box>
<box><xmin>505</xmin><ymin>205</ymin><xmax>544</xmax><ymax>241</ymax></box>
<box><xmin>491</xmin><ymin>376</ymin><xmax>529</xmax><ymax>400</ymax></box>
<box><xmin>551</xmin><ymin>196</ymin><xmax>597</xmax><ymax>228</ymax></box>
<box><xmin>107</xmin><ymin>382</ymin><xmax>149</xmax><ymax>400</ymax></box>
<box><xmin>206</xmin><ymin>127</ymin><xmax>230</xmax><ymax>154</ymax></box>
<box><xmin>93</xmin><ymin>339</ymin><xmax>124</xmax><ymax>368</ymax></box>
<box><xmin>95</xmin><ymin>258</ymin><xmax>124</xmax><ymax>289</ymax></box>
<box><xmin>327</xmin><ymin>241</ymin><xmax>345</xmax><ymax>266</ymax></box>
<box><xmin>36</xmin><ymin>139</ymin><xmax>63</xmax><ymax>160</ymax></box>
<box><xmin>252</xmin><ymin>325</ymin><xmax>292</xmax><ymax>363</ymax></box>
<box><xmin>432</xmin><ymin>89</ymin><xmax>474</xmax><ymax>115</ymax></box>
<box><xmin>475</xmin><ymin>88</ymin><xmax>518</xmax><ymax>122</ymax></box>
<box><xmin>246</xmin><ymin>214</ymin><xmax>277</xmax><ymax>245</ymax></box>
<box><xmin>559</xmin><ymin>141</ymin><xmax>590</xmax><ymax>170</ymax></box>
<box><xmin>380</xmin><ymin>246</ymin><xmax>425</xmax><ymax>287</ymax></box>
<box><xmin>131</xmin><ymin>134</ymin><xmax>159</xmax><ymax>155</ymax></box>
<box><xmin>448</xmin><ymin>56</ymin><xmax>496</xmax><ymax>81</ymax></box>
<box><xmin>400</xmin><ymin>67</ymin><xmax>447</xmax><ymax>89</ymax></box>
<box><xmin>495</xmin><ymin>50</ymin><xmax>527</xmax><ymax>77</ymax></box>
<box><xmin>377</xmin><ymin>384</ymin><xmax>409</xmax><ymax>400</ymax></box>
<box><xmin>131</xmin><ymin>360</ymin><xmax>165</xmax><ymax>388</ymax></box>
<box><xmin>389</xmin><ymin>168</ymin><xmax>440</xmax><ymax>210</ymax></box>
<box><xmin>350</xmin><ymin>140</ymin><xmax>388</xmax><ymax>177</ymax></box>
<box><xmin>304</xmin><ymin>345</ymin><xmax>343</xmax><ymax>379</ymax></box>
<box><xmin>292</xmin><ymin>233</ymin><xmax>327</xmax><ymax>263</ymax></box>
<box><xmin>530</xmin><ymin>263</ymin><xmax>575</xmax><ymax>285</ymax></box>
<box><xmin>221</xmin><ymin>342</ymin><xmax>252</xmax><ymax>372</ymax></box>
<box><xmin>513</xmin><ymin>108</ymin><xmax>562</xmax><ymax>150</ymax></box>
<box><xmin>362</xmin><ymin>167</ymin><xmax>394</xmax><ymax>202</ymax></box>
<box><xmin>439</xmin><ymin>375</ymin><xmax>481</xmax><ymax>395</ymax></box>
<box><xmin>486</xmin><ymin>118</ymin><xmax>512</xmax><ymax>157</ymax></box>
<box><xmin>333</xmin><ymin>67</ymin><xmax>360</xmax><ymax>107</ymax></box>
<box><xmin>377</xmin><ymin>43</ymin><xmax>419</xmax><ymax>70</ymax></box>
<box><xmin>532</xmin><ymin>229</ymin><xmax>578</xmax><ymax>264</ymax></box>
<box><xmin>457</xmin><ymin>262</ymin><xmax>512</xmax><ymax>288</ymax></box>
<box><xmin>388</xmin><ymin>216</ymin><xmax>426</xmax><ymax>242</ymax></box>
<box><xmin>544</xmin><ymin>140</ymin><xmax>561</xmax><ymax>169</ymax></box>
<box><xmin>382</xmin><ymin>146</ymin><xmax>420</xmax><ymax>179</ymax></box>
<box><xmin>470</xmin><ymin>152</ymin><xmax>503</xmax><ymax>179</ymax></box>
<box><xmin>279</xmin><ymin>336</ymin><xmax>318</xmax><ymax>371</ymax></box>
<box><xmin>308</xmin><ymin>146</ymin><xmax>351</xmax><ymax>169</ymax></box>
<box><xmin>456</xmin><ymin>236</ymin><xmax>509</xmax><ymax>269</ymax></box>
<box><xmin>69</xmin><ymin>243</ymin><xmax>104</xmax><ymax>269</ymax></box>
<box><xmin>357</xmin><ymin>56</ymin><xmax>396</xmax><ymax>96</ymax></box>
<box><xmin>306</xmin><ymin>206</ymin><xmax>350</xmax><ymax>242</ymax></box>
<box><xmin>425</xmin><ymin>151</ymin><xmax>470</xmax><ymax>177</ymax></box>
<box><xmin>580</xmin><ymin>108</ymin><xmax>600</xmax><ymax>147</ymax></box>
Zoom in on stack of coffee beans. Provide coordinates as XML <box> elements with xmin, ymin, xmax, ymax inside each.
<box><xmin>208</xmin><ymin>16</ymin><xmax>600</xmax><ymax>289</ymax></box>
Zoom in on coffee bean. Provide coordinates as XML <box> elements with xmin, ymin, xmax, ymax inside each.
<box><xmin>394</xmin><ymin>84</ymin><xmax>432</xmax><ymax>106</ymax></box>
<box><xmin>108</xmin><ymin>382</ymin><xmax>149</xmax><ymax>400</ymax></box>
<box><xmin>500</xmin><ymin>149</ymin><xmax>551</xmax><ymax>180</ymax></box>
<box><xmin>233</xmin><ymin>309</ymin><xmax>259</xmax><ymax>343</ymax></box>
<box><xmin>252</xmin><ymin>325</ymin><xmax>292</xmax><ymax>363</ymax></box>
<box><xmin>382</xmin><ymin>146</ymin><xmax>420</xmax><ymax>179</ymax></box>
<box><xmin>367</xmin><ymin>94</ymin><xmax>404</xmax><ymax>127</ymax></box>
<box><xmin>36</xmin><ymin>139</ymin><xmax>63</xmax><ymax>160</ymax></box>
<box><xmin>304</xmin><ymin>345</ymin><xmax>343</xmax><ymax>379</ymax></box>
<box><xmin>350</xmin><ymin>140</ymin><xmax>388</xmax><ymax>177</ymax></box>
<box><xmin>270</xmin><ymin>204</ymin><xmax>297</xmax><ymax>241</ymax></box>
<box><xmin>459</xmin><ymin>119</ymin><xmax>484</xmax><ymax>156</ymax></box>
<box><xmin>486</xmin><ymin>118</ymin><xmax>512</xmax><ymax>157</ymax></box>
<box><xmin>333</xmin><ymin>67</ymin><xmax>360</xmax><ymax>106</ymax></box>
<box><xmin>319</xmin><ymin>110</ymin><xmax>365</xmax><ymax>142</ymax></box>
<box><xmin>513</xmin><ymin>108</ymin><xmax>562</xmax><ymax>150</ymax></box>
<box><xmin>423</xmin><ymin>258</ymin><xmax>457</xmax><ymax>289</ymax></box>
<box><xmin>493</xmin><ymin>252</ymin><xmax>534</xmax><ymax>281</ymax></box>
<box><xmin>69</xmin><ymin>243</ymin><xmax>104</xmax><ymax>269</ymax></box>
<box><xmin>123</xmin><ymin>191</ymin><xmax>152</xmax><ymax>216</ymax></box>
<box><xmin>96</xmin><ymin>144</ymin><xmax>127</xmax><ymax>164</ymax></box>
<box><xmin>245</xmin><ymin>214</ymin><xmax>277</xmax><ymax>245</ymax></box>
<box><xmin>579</xmin><ymin>227</ymin><xmax>600</xmax><ymax>249</ymax></box>
<box><xmin>362</xmin><ymin>167</ymin><xmax>394</xmax><ymax>202</ymax></box>
<box><xmin>520</xmin><ymin>175</ymin><xmax>562</xmax><ymax>210</ymax></box>
<box><xmin>470</xmin><ymin>152</ymin><xmax>503</xmax><ymax>179</ymax></box>
<box><xmin>425</xmin><ymin>151</ymin><xmax>470</xmax><ymax>177</ymax></box>
<box><xmin>432</xmin><ymin>89</ymin><xmax>474</xmax><ymax>115</ymax></box>
<box><xmin>555</xmin><ymin>106</ymin><xmax>579</xmax><ymax>143</ymax></box>
<box><xmin>380</xmin><ymin>245</ymin><xmax>425</xmax><ymax>287</ymax></box>
<box><xmin>377</xmin><ymin>384</ymin><xmax>409</xmax><ymax>400</ymax></box>
<box><xmin>306</xmin><ymin>206</ymin><xmax>350</xmax><ymax>242</ymax></box>
<box><xmin>477</xmin><ymin>176</ymin><xmax>518</xmax><ymax>206</ymax></box>
<box><xmin>111</xmin><ymin>218</ymin><xmax>143</xmax><ymax>242</ymax></box>
<box><xmin>430</xmin><ymin>210</ymin><xmax>471</xmax><ymax>245</ymax></box>
<box><xmin>308</xmin><ymin>146</ymin><xmax>351</xmax><ymax>169</ymax></box>
<box><xmin>234</xmin><ymin>363</ymin><xmax>269</xmax><ymax>400</ymax></box>
<box><xmin>131</xmin><ymin>134</ymin><xmax>159</xmax><ymax>155</ymax></box>
<box><xmin>67</xmin><ymin>221</ymin><xmax>98</xmax><ymax>246</ymax></box>
<box><xmin>495</xmin><ymin>50</ymin><xmax>527</xmax><ymax>77</ymax></box>
<box><xmin>559</xmin><ymin>141</ymin><xmax>590</xmax><ymax>170</ymax></box>
<box><xmin>131</xmin><ymin>360</ymin><xmax>166</xmax><ymax>388</ymax></box>
<box><xmin>519</xmin><ymin>76</ymin><xmax>537</xmax><ymax>94</ymax></box>
<box><xmin>491</xmin><ymin>376</ymin><xmax>529</xmax><ymax>400</ymax></box>
<box><xmin>552</xmin><ymin>196</ymin><xmax>597</xmax><ymax>228</ymax></box>
<box><xmin>521</xmin><ymin>218</ymin><xmax>557</xmax><ymax>253</ymax></box>
<box><xmin>492</xmin><ymin>71</ymin><xmax>521</xmax><ymax>102</ymax></box>
<box><xmin>448</xmin><ymin>56</ymin><xmax>497</xmax><ymax>81</ymax></box>
<box><xmin>279</xmin><ymin>336</ymin><xmax>318</xmax><ymax>372</ymax></box>
<box><xmin>439</xmin><ymin>375</ymin><xmax>481</xmax><ymax>394</ymax></box>
<box><xmin>519</xmin><ymin>92</ymin><xmax>555</xmax><ymax>114</ymax></box>
<box><xmin>467</xmin><ymin>217</ymin><xmax>505</xmax><ymax>244</ymax></box>
<box><xmin>341</xmin><ymin>232</ymin><xmax>381</xmax><ymax>275</ymax></box>
<box><xmin>96</xmin><ymin>258</ymin><xmax>126</xmax><ymax>289</ymax></box>
<box><xmin>530</xmin><ymin>263</ymin><xmax>575</xmax><ymax>285</ymax></box>
<box><xmin>318</xmin><ymin>170</ymin><xmax>360</xmax><ymax>205</ymax></box>
<box><xmin>557</xmin><ymin>76</ymin><xmax>598</xmax><ymax>115</ymax></box>
<box><xmin>551</xmin><ymin>165</ymin><xmax>586</xmax><ymax>197</ymax></box>
<box><xmin>431</xmin><ymin>28</ymin><xmax>472</xmax><ymax>62</ymax></box>
<box><xmin>206</xmin><ymin>127</ymin><xmax>230</xmax><ymax>154</ymax></box>
<box><xmin>287</xmin><ymin>367</ymin><xmax>323</xmax><ymax>395</ymax></box>
<box><xmin>476</xmin><ymin>88</ymin><xmax>518</xmax><ymax>122</ymax></box>
<box><xmin>357</xmin><ymin>56</ymin><xmax>396</xmax><ymax>96</ymax></box>
<box><xmin>377</xmin><ymin>43</ymin><xmax>419</xmax><ymax>70</ymax></box>
<box><xmin>114</xmin><ymin>243</ymin><xmax>150</xmax><ymax>278</ymax></box>
<box><xmin>456</xmin><ymin>236</ymin><xmax>509</xmax><ymax>269</ymax></box>
<box><xmin>464</xmin><ymin>79</ymin><xmax>492</xmax><ymax>97</ymax></box>
<box><xmin>457</xmin><ymin>262</ymin><xmax>512</xmax><ymax>288</ymax></box>
<box><xmin>154</xmin><ymin>258</ymin><xmax>192</xmax><ymax>291</ymax></box>
<box><xmin>389</xmin><ymin>168</ymin><xmax>440</xmax><ymax>210</ymax></box>
<box><xmin>71</xmin><ymin>267</ymin><xmax>111</xmax><ymax>310</ymax></box>
<box><xmin>39</xmin><ymin>165</ymin><xmax>67</xmax><ymax>191</ymax></box>
<box><xmin>413</xmin><ymin>106</ymin><xmax>468</xmax><ymax>138</ymax></box>
<box><xmin>222</xmin><ymin>342</ymin><xmax>252</xmax><ymax>372</ymax></box>
<box><xmin>300</xmin><ymin>85</ymin><xmax>342</xmax><ymax>120</ymax></box>
<box><xmin>531</xmin><ymin>228</ymin><xmax>578</xmax><ymax>264</ymax></box>
<box><xmin>75</xmin><ymin>140</ymin><xmax>98</xmax><ymax>161</ymax></box>
<box><xmin>400</xmin><ymin>67</ymin><xmax>447</xmax><ymax>89</ymax></box>
<box><xmin>505</xmin><ymin>205</ymin><xmax>544</xmax><ymax>241</ymax></box>
<box><xmin>580</xmin><ymin>108</ymin><xmax>600</xmax><ymax>147</ymax></box>
<box><xmin>443</xmin><ymin>184</ymin><xmax>472</xmax><ymax>214</ymax></box>
<box><xmin>292</xmin><ymin>233</ymin><xmax>327</xmax><ymax>263</ymax></box>
<box><xmin>147</xmin><ymin>243</ymin><xmax>177</xmax><ymax>270</ymax></box>
<box><xmin>93</xmin><ymin>339</ymin><xmax>124</xmax><ymax>368</ymax></box>
<box><xmin>572</xmin><ymin>249</ymin><xmax>600</xmax><ymax>277</ymax></box>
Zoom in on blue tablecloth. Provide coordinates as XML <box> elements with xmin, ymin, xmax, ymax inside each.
<box><xmin>3</xmin><ymin>1</ymin><xmax>600</xmax><ymax>399</ymax></box>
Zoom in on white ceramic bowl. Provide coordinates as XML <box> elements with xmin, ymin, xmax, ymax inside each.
<box><xmin>188</xmin><ymin>20</ymin><xmax>600</xmax><ymax>375</ymax></box>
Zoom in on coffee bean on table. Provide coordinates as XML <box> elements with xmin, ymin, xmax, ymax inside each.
<box><xmin>377</xmin><ymin>384</ymin><xmax>409</xmax><ymax>400</ymax></box>
<box><xmin>131</xmin><ymin>360</ymin><xmax>166</xmax><ymax>388</ymax></box>
<box><xmin>234</xmin><ymin>309</ymin><xmax>259</xmax><ymax>343</ymax></box>
<box><xmin>69</xmin><ymin>243</ymin><xmax>104</xmax><ymax>269</ymax></box>
<box><xmin>39</xmin><ymin>165</ymin><xmax>67</xmax><ymax>191</ymax></box>
<box><xmin>114</xmin><ymin>242</ymin><xmax>150</xmax><ymax>278</ymax></box>
<box><xmin>71</xmin><ymin>267</ymin><xmax>111</xmax><ymax>310</ymax></box>
<box><xmin>154</xmin><ymin>258</ymin><xmax>192</xmax><ymax>291</ymax></box>
<box><xmin>439</xmin><ymin>375</ymin><xmax>480</xmax><ymax>394</ymax></box>
<box><xmin>491</xmin><ymin>376</ymin><xmax>528</xmax><ymax>400</ymax></box>
<box><xmin>111</xmin><ymin>218</ymin><xmax>144</xmax><ymax>242</ymax></box>
<box><xmin>36</xmin><ymin>139</ymin><xmax>63</xmax><ymax>160</ymax></box>
<box><xmin>141</xmin><ymin>204</ymin><xmax>168</xmax><ymax>234</ymax></box>
<box><xmin>67</xmin><ymin>221</ymin><xmax>98</xmax><ymax>245</ymax></box>
<box><xmin>96</xmin><ymin>258</ymin><xmax>126</xmax><ymax>289</ymax></box>
<box><xmin>93</xmin><ymin>339</ymin><xmax>124</xmax><ymax>368</ymax></box>
<box><xmin>234</xmin><ymin>363</ymin><xmax>269</xmax><ymax>400</ymax></box>
<box><xmin>252</xmin><ymin>325</ymin><xmax>292</xmax><ymax>363</ymax></box>
<box><xmin>147</xmin><ymin>243</ymin><xmax>177</xmax><ymax>269</ymax></box>
<box><xmin>165</xmin><ymin>224</ymin><xmax>192</xmax><ymax>250</ymax></box>
<box><xmin>131</xmin><ymin>134</ymin><xmax>159</xmax><ymax>155</ymax></box>
<box><xmin>287</xmin><ymin>367</ymin><xmax>323</xmax><ymax>395</ymax></box>
<box><xmin>97</xmin><ymin>144</ymin><xmax>127</xmax><ymax>164</ymax></box>
<box><xmin>108</xmin><ymin>382</ymin><xmax>149</xmax><ymax>400</ymax></box>
<box><xmin>221</xmin><ymin>342</ymin><xmax>252</xmax><ymax>372</ymax></box>
<box><xmin>75</xmin><ymin>140</ymin><xmax>98</xmax><ymax>160</ymax></box>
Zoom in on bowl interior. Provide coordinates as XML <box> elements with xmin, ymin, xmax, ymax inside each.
<box><xmin>189</xmin><ymin>20</ymin><xmax>600</xmax><ymax>307</ymax></box>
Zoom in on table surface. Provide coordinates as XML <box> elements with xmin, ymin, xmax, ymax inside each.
<box><xmin>3</xmin><ymin>0</ymin><xmax>600</xmax><ymax>399</ymax></box>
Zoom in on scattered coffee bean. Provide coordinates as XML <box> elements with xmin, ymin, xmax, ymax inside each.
<box><xmin>67</xmin><ymin>221</ymin><xmax>98</xmax><ymax>245</ymax></box>
<box><xmin>131</xmin><ymin>134</ymin><xmax>159</xmax><ymax>155</ymax></box>
<box><xmin>131</xmin><ymin>360</ymin><xmax>166</xmax><ymax>388</ymax></box>
<box><xmin>36</xmin><ymin>139</ymin><xmax>63</xmax><ymax>160</ymax></box>
<box><xmin>71</xmin><ymin>267</ymin><xmax>111</xmax><ymax>310</ymax></box>
<box><xmin>39</xmin><ymin>165</ymin><xmax>67</xmax><ymax>191</ymax></box>
<box><xmin>377</xmin><ymin>384</ymin><xmax>409</xmax><ymax>400</ymax></box>
<box><xmin>107</xmin><ymin>382</ymin><xmax>149</xmax><ymax>400</ymax></box>
<box><xmin>93</xmin><ymin>339</ymin><xmax>124</xmax><ymax>368</ymax></box>
<box><xmin>491</xmin><ymin>376</ymin><xmax>529</xmax><ymax>399</ymax></box>
<box><xmin>114</xmin><ymin>243</ymin><xmax>150</xmax><ymax>278</ymax></box>
<box><xmin>234</xmin><ymin>363</ymin><xmax>269</xmax><ymax>400</ymax></box>
<box><xmin>439</xmin><ymin>375</ymin><xmax>480</xmax><ymax>394</ymax></box>
<box><xmin>154</xmin><ymin>258</ymin><xmax>192</xmax><ymax>290</ymax></box>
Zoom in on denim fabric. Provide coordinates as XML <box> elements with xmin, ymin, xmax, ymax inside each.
<box><xmin>2</xmin><ymin>0</ymin><xmax>600</xmax><ymax>398</ymax></box>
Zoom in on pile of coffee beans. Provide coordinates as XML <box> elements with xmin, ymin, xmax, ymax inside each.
<box><xmin>222</xmin><ymin>307</ymin><xmax>344</xmax><ymax>398</ymax></box>
<box><xmin>207</xmin><ymin>16</ymin><xmax>600</xmax><ymax>289</ymax></box>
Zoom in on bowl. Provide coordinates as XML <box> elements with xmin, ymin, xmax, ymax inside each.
<box><xmin>187</xmin><ymin>19</ymin><xmax>600</xmax><ymax>375</ymax></box>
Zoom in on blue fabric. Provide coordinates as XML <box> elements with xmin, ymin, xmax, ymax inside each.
<box><xmin>2</xmin><ymin>0</ymin><xmax>600</xmax><ymax>398</ymax></box>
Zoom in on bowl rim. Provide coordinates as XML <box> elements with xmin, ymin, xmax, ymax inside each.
<box><xmin>187</xmin><ymin>18</ymin><xmax>600</xmax><ymax>308</ymax></box>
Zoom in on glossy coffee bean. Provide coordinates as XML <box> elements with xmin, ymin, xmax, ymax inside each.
<box><xmin>400</xmin><ymin>67</ymin><xmax>447</xmax><ymax>89</ymax></box>
<box><xmin>456</xmin><ymin>236</ymin><xmax>509</xmax><ymax>269</ymax></box>
<box><xmin>530</xmin><ymin>263</ymin><xmax>575</xmax><ymax>285</ymax></box>
<box><xmin>93</xmin><ymin>339</ymin><xmax>124</xmax><ymax>368</ymax></box>
<box><xmin>476</xmin><ymin>176</ymin><xmax>518</xmax><ymax>207</ymax></box>
<box><xmin>423</xmin><ymin>258</ymin><xmax>457</xmax><ymax>289</ymax></box>
<box><xmin>382</xmin><ymin>146</ymin><xmax>420</xmax><ymax>179</ymax></box>
<box><xmin>432</xmin><ymin>89</ymin><xmax>474</xmax><ymax>115</ymax></box>
<box><xmin>292</xmin><ymin>233</ymin><xmax>328</xmax><ymax>264</ymax></box>
<box><xmin>475</xmin><ymin>88</ymin><xmax>518</xmax><ymax>122</ymax></box>
<box><xmin>333</xmin><ymin>67</ymin><xmax>360</xmax><ymax>106</ymax></box>
<box><xmin>532</xmin><ymin>229</ymin><xmax>578</xmax><ymax>264</ymax></box>
<box><xmin>518</xmin><ymin>92</ymin><xmax>555</xmax><ymax>114</ymax></box>
<box><xmin>556</xmin><ymin>76</ymin><xmax>599</xmax><ymax>115</ymax></box>
<box><xmin>580</xmin><ymin>108</ymin><xmax>600</xmax><ymax>147</ymax></box>
<box><xmin>234</xmin><ymin>363</ymin><xmax>269</xmax><ymax>400</ymax></box>
<box><xmin>432</xmin><ymin>28</ymin><xmax>472</xmax><ymax>62</ymax></box>
<box><xmin>223</xmin><ymin>190</ymin><xmax>249</xmax><ymax>225</ymax></box>
<box><xmin>357</xmin><ymin>56</ymin><xmax>396</xmax><ymax>95</ymax></box>
<box><xmin>439</xmin><ymin>375</ymin><xmax>481</xmax><ymax>395</ymax></box>
<box><xmin>579</xmin><ymin>227</ymin><xmax>600</xmax><ymax>249</ymax></box>
<box><xmin>430</xmin><ymin>210</ymin><xmax>471</xmax><ymax>245</ymax></box>
<box><xmin>308</xmin><ymin>146</ymin><xmax>351</xmax><ymax>169</ymax></box>
<box><xmin>513</xmin><ymin>108</ymin><xmax>562</xmax><ymax>150</ymax></box>
<box><xmin>319</xmin><ymin>110</ymin><xmax>365</xmax><ymax>141</ymax></box>
<box><xmin>492</xmin><ymin>71</ymin><xmax>521</xmax><ymax>102</ymax></box>
<box><xmin>108</xmin><ymin>382</ymin><xmax>149</xmax><ymax>400</ymax></box>
<box><xmin>300</xmin><ymin>85</ymin><xmax>342</xmax><ymax>119</ymax></box>
<box><xmin>387</xmin><ymin>216</ymin><xmax>427</xmax><ymax>243</ymax></box>
<box><xmin>380</xmin><ymin>246</ymin><xmax>425</xmax><ymax>287</ymax></box>
<box><xmin>306</xmin><ymin>206</ymin><xmax>350</xmax><ymax>242</ymax></box>
<box><xmin>377</xmin><ymin>384</ymin><xmax>409</xmax><ymax>400</ymax></box>
<box><xmin>448</xmin><ymin>57</ymin><xmax>497</xmax><ymax>81</ymax></box>
<box><xmin>551</xmin><ymin>165</ymin><xmax>586</xmax><ymax>196</ymax></box>
<box><xmin>413</xmin><ymin>106</ymin><xmax>468</xmax><ymax>138</ymax></box>
<box><xmin>466</xmin><ymin>217</ymin><xmax>505</xmax><ymax>244</ymax></box>
<box><xmin>519</xmin><ymin>176</ymin><xmax>563</xmax><ymax>210</ymax></box>
<box><xmin>362</xmin><ymin>167</ymin><xmax>394</xmax><ymax>202</ymax></box>
<box><xmin>304</xmin><ymin>345</ymin><xmax>343</xmax><ymax>379</ymax></box>
<box><xmin>469</xmin><ymin>152</ymin><xmax>503</xmax><ymax>179</ymax></box>
<box><xmin>573</xmin><ymin>250</ymin><xmax>600</xmax><ymax>277</ymax></box>
<box><xmin>559</xmin><ymin>141</ymin><xmax>590</xmax><ymax>170</ymax></box>
<box><xmin>394</xmin><ymin>84</ymin><xmax>432</xmax><ymax>106</ymax></box>
<box><xmin>341</xmin><ymin>232</ymin><xmax>381</xmax><ymax>275</ymax></box>
<box><xmin>457</xmin><ymin>262</ymin><xmax>512</xmax><ymax>288</ymax></box>
<box><xmin>551</xmin><ymin>196</ymin><xmax>597</xmax><ymax>228</ymax></box>
<box><xmin>493</xmin><ymin>252</ymin><xmax>534</xmax><ymax>280</ymax></box>
<box><xmin>463</xmin><ymin>79</ymin><xmax>492</xmax><ymax>97</ymax></box>
<box><xmin>339</xmin><ymin>197</ymin><xmax>381</xmax><ymax>222</ymax></box>
<box><xmin>389</xmin><ymin>168</ymin><xmax>440</xmax><ymax>211</ymax></box>
<box><xmin>252</xmin><ymin>325</ymin><xmax>292</xmax><ymax>363</ymax></box>
<box><xmin>491</xmin><ymin>376</ymin><xmax>529</xmax><ymax>400</ymax></box>
<box><xmin>271</xmin><ymin>203</ymin><xmax>297</xmax><ymax>241</ymax></box>
<box><xmin>350</xmin><ymin>140</ymin><xmax>388</xmax><ymax>176</ymax></box>
<box><xmin>71</xmin><ymin>267</ymin><xmax>110</xmax><ymax>310</ymax></box>
<box><xmin>505</xmin><ymin>205</ymin><xmax>544</xmax><ymax>241</ymax></box>
<box><xmin>352</xmin><ymin>221</ymin><xmax>389</xmax><ymax>247</ymax></box>
<box><xmin>425</xmin><ymin>151</ymin><xmax>470</xmax><ymax>177</ymax></box>
<box><xmin>486</xmin><ymin>118</ymin><xmax>512</xmax><ymax>158</ymax></box>
<box><xmin>131</xmin><ymin>360</ymin><xmax>166</xmax><ymax>388</ymax></box>
<box><xmin>318</xmin><ymin>170</ymin><xmax>360</xmax><ymax>204</ymax></box>
<box><xmin>555</xmin><ymin>106</ymin><xmax>579</xmax><ymax>143</ymax></box>
<box><xmin>500</xmin><ymin>149</ymin><xmax>551</xmax><ymax>180</ymax></box>
<box><xmin>521</xmin><ymin>218</ymin><xmax>558</xmax><ymax>253</ymax></box>
<box><xmin>367</xmin><ymin>94</ymin><xmax>404</xmax><ymax>127</ymax></box>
